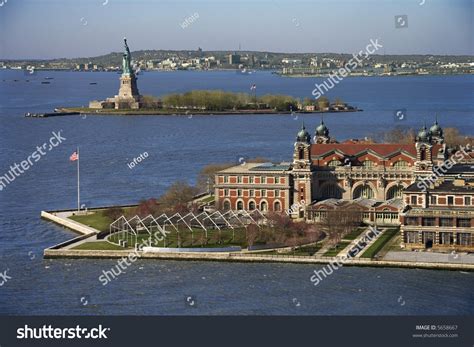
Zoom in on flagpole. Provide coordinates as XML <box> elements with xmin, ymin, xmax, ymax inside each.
<box><xmin>77</xmin><ymin>146</ymin><xmax>80</xmax><ymax>212</ymax></box>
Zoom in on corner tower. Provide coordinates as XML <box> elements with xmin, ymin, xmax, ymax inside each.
<box><xmin>414</xmin><ymin>124</ymin><xmax>434</xmax><ymax>172</ymax></box>
<box><xmin>292</xmin><ymin>123</ymin><xmax>313</xmax><ymax>219</ymax></box>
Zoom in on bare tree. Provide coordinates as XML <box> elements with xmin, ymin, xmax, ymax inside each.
<box><xmin>196</xmin><ymin>163</ymin><xmax>234</xmax><ymax>193</ymax></box>
<box><xmin>379</xmin><ymin>126</ymin><xmax>416</xmax><ymax>144</ymax></box>
<box><xmin>134</xmin><ymin>199</ymin><xmax>160</xmax><ymax>218</ymax></box>
<box><xmin>317</xmin><ymin>205</ymin><xmax>363</xmax><ymax>246</ymax></box>
<box><xmin>158</xmin><ymin>181</ymin><xmax>199</xmax><ymax>213</ymax></box>
<box><xmin>246</xmin><ymin>224</ymin><xmax>259</xmax><ymax>248</ymax></box>
<box><xmin>104</xmin><ymin>207</ymin><xmax>124</xmax><ymax>221</ymax></box>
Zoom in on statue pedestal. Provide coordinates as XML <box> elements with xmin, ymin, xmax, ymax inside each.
<box><xmin>118</xmin><ymin>74</ymin><xmax>140</xmax><ymax>99</ymax></box>
<box><xmin>103</xmin><ymin>74</ymin><xmax>142</xmax><ymax>109</ymax></box>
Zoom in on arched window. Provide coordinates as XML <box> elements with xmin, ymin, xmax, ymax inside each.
<box><xmin>248</xmin><ymin>201</ymin><xmax>256</xmax><ymax>210</ymax></box>
<box><xmin>298</xmin><ymin>148</ymin><xmax>304</xmax><ymax>160</ymax></box>
<box><xmin>236</xmin><ymin>201</ymin><xmax>243</xmax><ymax>210</ymax></box>
<box><xmin>394</xmin><ymin>160</ymin><xmax>408</xmax><ymax>169</ymax></box>
<box><xmin>420</xmin><ymin>146</ymin><xmax>426</xmax><ymax>161</ymax></box>
<box><xmin>260</xmin><ymin>201</ymin><xmax>268</xmax><ymax>212</ymax></box>
<box><xmin>320</xmin><ymin>183</ymin><xmax>342</xmax><ymax>199</ymax></box>
<box><xmin>274</xmin><ymin>201</ymin><xmax>281</xmax><ymax>212</ymax></box>
<box><xmin>353</xmin><ymin>184</ymin><xmax>375</xmax><ymax>199</ymax></box>
<box><xmin>327</xmin><ymin>160</ymin><xmax>341</xmax><ymax>167</ymax></box>
<box><xmin>223</xmin><ymin>201</ymin><xmax>231</xmax><ymax>211</ymax></box>
<box><xmin>386</xmin><ymin>185</ymin><xmax>404</xmax><ymax>199</ymax></box>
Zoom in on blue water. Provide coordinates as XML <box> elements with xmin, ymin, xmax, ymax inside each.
<box><xmin>0</xmin><ymin>70</ymin><xmax>473</xmax><ymax>315</ymax></box>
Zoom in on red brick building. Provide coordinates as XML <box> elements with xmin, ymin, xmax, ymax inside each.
<box><xmin>401</xmin><ymin>165</ymin><xmax>474</xmax><ymax>251</ymax></box>
<box><xmin>216</xmin><ymin>120</ymin><xmax>448</xmax><ymax>216</ymax></box>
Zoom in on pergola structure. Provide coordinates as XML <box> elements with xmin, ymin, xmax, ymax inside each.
<box><xmin>109</xmin><ymin>215</ymin><xmax>137</xmax><ymax>247</ymax></box>
<box><xmin>108</xmin><ymin>210</ymin><xmax>267</xmax><ymax>247</ymax></box>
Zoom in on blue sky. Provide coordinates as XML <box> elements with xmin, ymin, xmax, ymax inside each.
<box><xmin>0</xmin><ymin>0</ymin><xmax>472</xmax><ymax>59</ymax></box>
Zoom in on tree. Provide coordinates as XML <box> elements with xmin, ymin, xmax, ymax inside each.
<box><xmin>443</xmin><ymin>127</ymin><xmax>471</xmax><ymax>147</ymax></box>
<box><xmin>379</xmin><ymin>126</ymin><xmax>415</xmax><ymax>144</ymax></box>
<box><xmin>157</xmin><ymin>181</ymin><xmax>199</xmax><ymax>213</ymax></box>
<box><xmin>134</xmin><ymin>198</ymin><xmax>160</xmax><ymax>218</ymax></box>
<box><xmin>196</xmin><ymin>163</ymin><xmax>234</xmax><ymax>193</ymax></box>
<box><xmin>317</xmin><ymin>205</ymin><xmax>363</xmax><ymax>246</ymax></box>
<box><xmin>333</xmin><ymin>97</ymin><xmax>345</xmax><ymax>106</ymax></box>
<box><xmin>104</xmin><ymin>207</ymin><xmax>124</xmax><ymax>221</ymax></box>
<box><xmin>305</xmin><ymin>225</ymin><xmax>321</xmax><ymax>244</ymax></box>
<box><xmin>317</xmin><ymin>96</ymin><xmax>330</xmax><ymax>110</ymax></box>
<box><xmin>246</xmin><ymin>224</ymin><xmax>259</xmax><ymax>248</ymax></box>
<box><xmin>303</xmin><ymin>97</ymin><xmax>314</xmax><ymax>106</ymax></box>
<box><xmin>141</xmin><ymin>95</ymin><xmax>161</xmax><ymax>109</ymax></box>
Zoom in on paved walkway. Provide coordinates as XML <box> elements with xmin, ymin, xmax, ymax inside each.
<box><xmin>383</xmin><ymin>250</ymin><xmax>474</xmax><ymax>264</ymax></box>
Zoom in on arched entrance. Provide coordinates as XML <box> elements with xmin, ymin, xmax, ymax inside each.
<box><xmin>386</xmin><ymin>184</ymin><xmax>404</xmax><ymax>199</ymax></box>
<box><xmin>353</xmin><ymin>184</ymin><xmax>375</xmax><ymax>199</ymax></box>
<box><xmin>320</xmin><ymin>182</ymin><xmax>342</xmax><ymax>199</ymax></box>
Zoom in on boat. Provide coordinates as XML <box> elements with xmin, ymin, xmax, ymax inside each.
<box><xmin>89</xmin><ymin>82</ymin><xmax>97</xmax><ymax>85</ymax></box>
<box><xmin>41</xmin><ymin>81</ymin><xmax>50</xmax><ymax>84</ymax></box>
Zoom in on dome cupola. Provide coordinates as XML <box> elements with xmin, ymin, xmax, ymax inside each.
<box><xmin>296</xmin><ymin>122</ymin><xmax>311</xmax><ymax>143</ymax></box>
<box><xmin>315</xmin><ymin>119</ymin><xmax>329</xmax><ymax>137</ymax></box>
<box><xmin>429</xmin><ymin>117</ymin><xmax>443</xmax><ymax>141</ymax></box>
<box><xmin>416</xmin><ymin>124</ymin><xmax>432</xmax><ymax>143</ymax></box>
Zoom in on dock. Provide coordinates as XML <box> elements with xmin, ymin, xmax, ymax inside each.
<box><xmin>24</xmin><ymin>111</ymin><xmax>80</xmax><ymax>118</ymax></box>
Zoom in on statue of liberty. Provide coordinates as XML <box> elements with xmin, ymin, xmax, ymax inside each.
<box><xmin>115</xmin><ymin>37</ymin><xmax>141</xmax><ymax>108</ymax></box>
<box><xmin>122</xmin><ymin>37</ymin><xmax>133</xmax><ymax>75</ymax></box>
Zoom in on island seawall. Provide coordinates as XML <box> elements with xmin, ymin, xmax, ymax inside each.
<box><xmin>41</xmin><ymin>209</ymin><xmax>474</xmax><ymax>271</ymax></box>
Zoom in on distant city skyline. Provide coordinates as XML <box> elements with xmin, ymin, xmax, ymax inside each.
<box><xmin>0</xmin><ymin>0</ymin><xmax>472</xmax><ymax>59</ymax></box>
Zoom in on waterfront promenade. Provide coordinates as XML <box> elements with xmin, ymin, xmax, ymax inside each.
<box><xmin>41</xmin><ymin>209</ymin><xmax>474</xmax><ymax>271</ymax></box>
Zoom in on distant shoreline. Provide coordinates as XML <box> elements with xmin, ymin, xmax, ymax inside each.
<box><xmin>279</xmin><ymin>72</ymin><xmax>473</xmax><ymax>78</ymax></box>
<box><xmin>55</xmin><ymin>107</ymin><xmax>363</xmax><ymax>116</ymax></box>
<box><xmin>2</xmin><ymin>68</ymin><xmax>472</xmax><ymax>78</ymax></box>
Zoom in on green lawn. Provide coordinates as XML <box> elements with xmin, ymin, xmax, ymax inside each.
<box><xmin>69</xmin><ymin>210</ymin><xmax>113</xmax><ymax>232</ymax></box>
<box><xmin>198</xmin><ymin>196</ymin><xmax>215</xmax><ymax>203</ymax></box>
<box><xmin>323</xmin><ymin>241</ymin><xmax>351</xmax><ymax>257</ymax></box>
<box><xmin>258</xmin><ymin>244</ymin><xmax>323</xmax><ymax>256</ymax></box>
<box><xmin>68</xmin><ymin>207</ymin><xmax>135</xmax><ymax>232</ymax></box>
<box><xmin>343</xmin><ymin>228</ymin><xmax>366</xmax><ymax>241</ymax></box>
<box><xmin>360</xmin><ymin>228</ymin><xmax>400</xmax><ymax>259</ymax></box>
<box><xmin>71</xmin><ymin>241</ymin><xmax>126</xmax><ymax>250</ymax></box>
<box><xmin>291</xmin><ymin>243</ymin><xmax>323</xmax><ymax>256</ymax></box>
<box><xmin>107</xmin><ymin>227</ymin><xmax>251</xmax><ymax>248</ymax></box>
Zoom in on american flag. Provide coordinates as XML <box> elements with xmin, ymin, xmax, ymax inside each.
<box><xmin>250</xmin><ymin>84</ymin><xmax>256</xmax><ymax>91</ymax></box>
<box><xmin>69</xmin><ymin>151</ymin><xmax>79</xmax><ymax>162</ymax></box>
